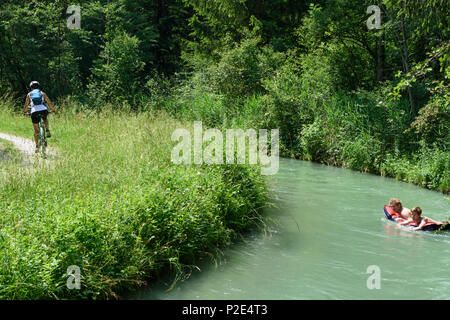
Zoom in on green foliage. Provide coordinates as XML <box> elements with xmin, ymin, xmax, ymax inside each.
<box><xmin>178</xmin><ymin>92</ymin><xmax>227</xmax><ymax>126</ymax></box>
<box><xmin>259</xmin><ymin>55</ymin><xmax>305</xmax><ymax>154</ymax></box>
<box><xmin>298</xmin><ymin>49</ymin><xmax>336</xmax><ymax>108</ymax></box>
<box><xmin>183</xmin><ymin>0</ymin><xmax>308</xmax><ymax>56</ymax></box>
<box><xmin>300</xmin><ymin>119</ymin><xmax>330</xmax><ymax>162</ymax></box>
<box><xmin>87</xmin><ymin>31</ymin><xmax>145</xmax><ymax>106</ymax></box>
<box><xmin>210</xmin><ymin>37</ymin><xmax>264</xmax><ymax>98</ymax></box>
<box><xmin>381</xmin><ymin>146</ymin><xmax>450</xmax><ymax>193</ymax></box>
<box><xmin>409</xmin><ymin>92</ymin><xmax>449</xmax><ymax>144</ymax></box>
<box><xmin>338</xmin><ymin>134</ymin><xmax>382</xmax><ymax>173</ymax></box>
<box><xmin>0</xmin><ymin>0</ymin><xmax>82</xmax><ymax>96</ymax></box>
<box><xmin>183</xmin><ymin>36</ymin><xmax>286</xmax><ymax>100</ymax></box>
<box><xmin>296</xmin><ymin>1</ymin><xmax>379</xmax><ymax>89</ymax></box>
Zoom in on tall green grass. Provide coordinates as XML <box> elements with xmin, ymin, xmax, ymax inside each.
<box><xmin>0</xmin><ymin>139</ymin><xmax>22</xmax><ymax>175</ymax></box>
<box><xmin>0</xmin><ymin>105</ymin><xmax>267</xmax><ymax>299</ymax></box>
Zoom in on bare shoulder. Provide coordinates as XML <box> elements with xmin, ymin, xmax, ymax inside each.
<box><xmin>423</xmin><ymin>216</ymin><xmax>434</xmax><ymax>223</ymax></box>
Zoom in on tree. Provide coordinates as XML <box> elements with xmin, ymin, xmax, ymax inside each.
<box><xmin>87</xmin><ymin>30</ymin><xmax>145</xmax><ymax>106</ymax></box>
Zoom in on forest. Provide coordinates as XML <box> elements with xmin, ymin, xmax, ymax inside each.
<box><xmin>1</xmin><ymin>0</ymin><xmax>448</xmax><ymax>192</ymax></box>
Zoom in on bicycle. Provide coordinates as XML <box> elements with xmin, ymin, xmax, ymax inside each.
<box><xmin>25</xmin><ymin>109</ymin><xmax>53</xmax><ymax>155</ymax></box>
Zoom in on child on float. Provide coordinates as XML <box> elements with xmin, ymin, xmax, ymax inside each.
<box><xmin>397</xmin><ymin>206</ymin><xmax>441</xmax><ymax>231</ymax></box>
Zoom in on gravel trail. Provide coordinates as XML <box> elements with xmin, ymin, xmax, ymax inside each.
<box><xmin>0</xmin><ymin>132</ymin><xmax>56</xmax><ymax>162</ymax></box>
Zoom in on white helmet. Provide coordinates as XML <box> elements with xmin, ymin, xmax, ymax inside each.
<box><xmin>30</xmin><ymin>81</ymin><xmax>40</xmax><ymax>89</ymax></box>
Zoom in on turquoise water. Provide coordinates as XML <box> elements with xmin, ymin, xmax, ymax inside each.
<box><xmin>130</xmin><ymin>158</ymin><xmax>450</xmax><ymax>300</ymax></box>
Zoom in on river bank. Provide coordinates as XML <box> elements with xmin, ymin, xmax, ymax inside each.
<box><xmin>161</xmin><ymin>88</ymin><xmax>449</xmax><ymax>195</ymax></box>
<box><xmin>0</xmin><ymin>106</ymin><xmax>267</xmax><ymax>299</ymax></box>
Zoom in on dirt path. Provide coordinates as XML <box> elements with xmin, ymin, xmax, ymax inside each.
<box><xmin>0</xmin><ymin>132</ymin><xmax>56</xmax><ymax>163</ymax></box>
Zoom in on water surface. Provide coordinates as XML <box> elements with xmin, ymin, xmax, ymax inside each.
<box><xmin>130</xmin><ymin>158</ymin><xmax>450</xmax><ymax>299</ymax></box>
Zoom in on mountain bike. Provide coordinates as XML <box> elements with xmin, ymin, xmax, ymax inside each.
<box><xmin>35</xmin><ymin>112</ymin><xmax>47</xmax><ymax>153</ymax></box>
<box><xmin>25</xmin><ymin>110</ymin><xmax>53</xmax><ymax>155</ymax></box>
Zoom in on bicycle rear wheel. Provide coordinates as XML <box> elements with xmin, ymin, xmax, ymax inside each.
<box><xmin>39</xmin><ymin>123</ymin><xmax>47</xmax><ymax>148</ymax></box>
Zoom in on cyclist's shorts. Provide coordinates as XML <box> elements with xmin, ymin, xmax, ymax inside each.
<box><xmin>31</xmin><ymin>110</ymin><xmax>49</xmax><ymax>124</ymax></box>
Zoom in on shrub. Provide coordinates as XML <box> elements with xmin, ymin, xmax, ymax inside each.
<box><xmin>408</xmin><ymin>93</ymin><xmax>449</xmax><ymax>145</ymax></box>
<box><xmin>338</xmin><ymin>134</ymin><xmax>382</xmax><ymax>173</ymax></box>
<box><xmin>381</xmin><ymin>146</ymin><xmax>450</xmax><ymax>193</ymax></box>
<box><xmin>87</xmin><ymin>31</ymin><xmax>145</xmax><ymax>107</ymax></box>
<box><xmin>261</xmin><ymin>56</ymin><xmax>305</xmax><ymax>155</ymax></box>
<box><xmin>300</xmin><ymin>119</ymin><xmax>330</xmax><ymax>162</ymax></box>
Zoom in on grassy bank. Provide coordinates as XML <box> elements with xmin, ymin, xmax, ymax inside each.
<box><xmin>0</xmin><ymin>104</ymin><xmax>267</xmax><ymax>299</ymax></box>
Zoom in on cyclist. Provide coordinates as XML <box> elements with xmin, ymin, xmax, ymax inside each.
<box><xmin>23</xmin><ymin>81</ymin><xmax>55</xmax><ymax>152</ymax></box>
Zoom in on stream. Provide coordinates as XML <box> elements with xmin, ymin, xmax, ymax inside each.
<box><xmin>129</xmin><ymin>158</ymin><xmax>450</xmax><ymax>300</ymax></box>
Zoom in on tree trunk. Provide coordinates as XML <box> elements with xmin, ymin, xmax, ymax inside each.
<box><xmin>376</xmin><ymin>0</ymin><xmax>386</xmax><ymax>82</ymax></box>
<box><xmin>400</xmin><ymin>17</ymin><xmax>415</xmax><ymax>115</ymax></box>
<box><xmin>376</xmin><ymin>32</ymin><xmax>385</xmax><ymax>82</ymax></box>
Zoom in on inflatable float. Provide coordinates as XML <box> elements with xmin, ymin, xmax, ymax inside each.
<box><xmin>383</xmin><ymin>205</ymin><xmax>450</xmax><ymax>231</ymax></box>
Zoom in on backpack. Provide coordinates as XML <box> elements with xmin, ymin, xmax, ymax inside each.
<box><xmin>30</xmin><ymin>89</ymin><xmax>44</xmax><ymax>105</ymax></box>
